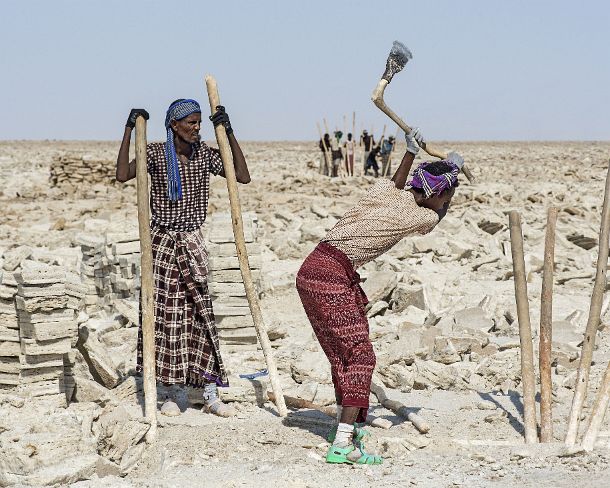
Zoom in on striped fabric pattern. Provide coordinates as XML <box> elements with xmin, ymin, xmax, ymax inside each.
<box><xmin>409</xmin><ymin>161</ymin><xmax>459</xmax><ymax>199</ymax></box>
<box><xmin>137</xmin><ymin>226</ymin><xmax>228</xmax><ymax>387</ymax></box>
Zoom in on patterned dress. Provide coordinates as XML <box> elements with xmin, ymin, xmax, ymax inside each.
<box><xmin>136</xmin><ymin>141</ymin><xmax>228</xmax><ymax>387</ymax></box>
<box><xmin>296</xmin><ymin>179</ymin><xmax>439</xmax><ymax>421</ymax></box>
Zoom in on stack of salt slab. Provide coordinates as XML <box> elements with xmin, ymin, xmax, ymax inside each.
<box><xmin>49</xmin><ymin>153</ymin><xmax>116</xmax><ymax>189</ymax></box>
<box><xmin>77</xmin><ymin>233</ymin><xmax>109</xmax><ymax>313</ymax></box>
<box><xmin>76</xmin><ymin>230</ymin><xmax>141</xmax><ymax>313</ymax></box>
<box><xmin>104</xmin><ymin>229</ymin><xmax>141</xmax><ymax>304</ymax></box>
<box><xmin>0</xmin><ymin>270</ymin><xmax>20</xmax><ymax>391</ymax></box>
<box><xmin>13</xmin><ymin>263</ymin><xmax>83</xmax><ymax>406</ymax></box>
<box><xmin>206</xmin><ymin>212</ymin><xmax>261</xmax><ymax>351</ymax></box>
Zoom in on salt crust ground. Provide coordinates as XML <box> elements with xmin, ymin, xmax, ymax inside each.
<box><xmin>2</xmin><ymin>140</ymin><xmax>610</xmax><ymax>487</ymax></box>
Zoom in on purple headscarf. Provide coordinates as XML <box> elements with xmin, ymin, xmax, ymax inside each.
<box><xmin>409</xmin><ymin>161</ymin><xmax>459</xmax><ymax>198</ymax></box>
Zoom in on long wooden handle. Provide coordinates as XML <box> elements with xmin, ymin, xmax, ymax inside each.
<box><xmin>371</xmin><ymin>376</ymin><xmax>430</xmax><ymax>434</ymax></box>
<box><xmin>565</xmin><ymin>158</ymin><xmax>610</xmax><ymax>446</ymax></box>
<box><xmin>135</xmin><ymin>116</ymin><xmax>158</xmax><ymax>442</ymax></box>
<box><xmin>509</xmin><ymin>211</ymin><xmax>538</xmax><ymax>444</ymax></box>
<box><xmin>204</xmin><ymin>75</ymin><xmax>287</xmax><ymax>417</ymax></box>
<box><xmin>539</xmin><ymin>207</ymin><xmax>558</xmax><ymax>443</ymax></box>
<box><xmin>371</xmin><ymin>79</ymin><xmax>475</xmax><ymax>183</ymax></box>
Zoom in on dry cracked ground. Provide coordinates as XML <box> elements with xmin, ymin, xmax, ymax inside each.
<box><xmin>1</xmin><ymin>140</ymin><xmax>610</xmax><ymax>487</ymax></box>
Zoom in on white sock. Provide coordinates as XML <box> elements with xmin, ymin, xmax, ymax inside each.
<box><xmin>336</xmin><ymin>405</ymin><xmax>343</xmax><ymax>423</ymax></box>
<box><xmin>333</xmin><ymin>422</ymin><xmax>354</xmax><ymax>447</ymax></box>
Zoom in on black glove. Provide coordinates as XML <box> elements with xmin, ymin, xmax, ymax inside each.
<box><xmin>209</xmin><ymin>105</ymin><xmax>233</xmax><ymax>135</ymax></box>
<box><xmin>126</xmin><ymin>108</ymin><xmax>150</xmax><ymax>128</ymax></box>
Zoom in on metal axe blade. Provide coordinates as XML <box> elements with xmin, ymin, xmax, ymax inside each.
<box><xmin>382</xmin><ymin>41</ymin><xmax>413</xmax><ymax>83</ymax></box>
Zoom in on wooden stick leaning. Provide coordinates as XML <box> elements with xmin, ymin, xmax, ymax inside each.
<box><xmin>371</xmin><ymin>376</ymin><xmax>430</xmax><ymax>434</ymax></box>
<box><xmin>352</xmin><ymin>111</ymin><xmax>356</xmax><ymax>176</ymax></box>
<box><xmin>508</xmin><ymin>211</ymin><xmax>538</xmax><ymax>444</ymax></box>
<box><xmin>539</xmin><ymin>207</ymin><xmax>558</xmax><ymax>442</ymax></box>
<box><xmin>565</xmin><ymin>158</ymin><xmax>610</xmax><ymax>446</ymax></box>
<box><xmin>316</xmin><ymin>122</ymin><xmax>331</xmax><ymax>176</ymax></box>
<box><xmin>581</xmin><ymin>362</ymin><xmax>610</xmax><ymax>450</ymax></box>
<box><xmin>204</xmin><ymin>75</ymin><xmax>287</xmax><ymax>417</ymax></box>
<box><xmin>135</xmin><ymin>116</ymin><xmax>158</xmax><ymax>442</ymax></box>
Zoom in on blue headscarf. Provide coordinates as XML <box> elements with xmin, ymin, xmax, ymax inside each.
<box><xmin>164</xmin><ymin>99</ymin><xmax>201</xmax><ymax>201</ymax></box>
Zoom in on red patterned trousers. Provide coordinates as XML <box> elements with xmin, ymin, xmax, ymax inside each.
<box><xmin>296</xmin><ymin>242</ymin><xmax>375</xmax><ymax>423</ymax></box>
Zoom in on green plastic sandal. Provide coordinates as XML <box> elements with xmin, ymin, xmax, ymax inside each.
<box><xmin>326</xmin><ymin>423</ymin><xmax>369</xmax><ymax>445</ymax></box>
<box><xmin>326</xmin><ymin>444</ymin><xmax>383</xmax><ymax>465</ymax></box>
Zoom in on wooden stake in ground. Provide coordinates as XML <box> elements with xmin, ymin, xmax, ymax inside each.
<box><xmin>371</xmin><ymin>376</ymin><xmax>430</xmax><ymax>434</ymax></box>
<box><xmin>581</xmin><ymin>361</ymin><xmax>610</xmax><ymax>450</ymax></box>
<box><xmin>204</xmin><ymin>75</ymin><xmax>287</xmax><ymax>417</ymax></box>
<box><xmin>135</xmin><ymin>115</ymin><xmax>158</xmax><ymax>442</ymax></box>
<box><xmin>539</xmin><ymin>207</ymin><xmax>558</xmax><ymax>442</ymax></box>
<box><xmin>352</xmin><ymin>112</ymin><xmax>356</xmax><ymax>176</ymax></box>
<box><xmin>509</xmin><ymin>211</ymin><xmax>538</xmax><ymax>444</ymax></box>
<box><xmin>316</xmin><ymin>122</ymin><xmax>331</xmax><ymax>176</ymax></box>
<box><xmin>565</xmin><ymin>159</ymin><xmax>610</xmax><ymax>446</ymax></box>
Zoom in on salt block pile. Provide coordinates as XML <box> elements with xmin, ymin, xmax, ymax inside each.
<box><xmin>49</xmin><ymin>153</ymin><xmax>116</xmax><ymax>190</ymax></box>
<box><xmin>76</xmin><ymin>230</ymin><xmax>141</xmax><ymax>313</ymax></box>
<box><xmin>206</xmin><ymin>212</ymin><xmax>262</xmax><ymax>351</ymax></box>
<box><xmin>0</xmin><ymin>254</ymin><xmax>84</xmax><ymax>406</ymax></box>
<box><xmin>0</xmin><ymin>269</ymin><xmax>20</xmax><ymax>390</ymax></box>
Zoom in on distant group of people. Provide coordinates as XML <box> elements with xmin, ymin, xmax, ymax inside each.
<box><xmin>318</xmin><ymin>130</ymin><xmax>396</xmax><ymax>178</ymax></box>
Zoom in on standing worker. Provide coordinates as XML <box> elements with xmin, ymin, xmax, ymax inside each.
<box><xmin>364</xmin><ymin>144</ymin><xmax>381</xmax><ymax>177</ymax></box>
<box><xmin>116</xmin><ymin>100</ymin><xmax>251</xmax><ymax>418</ymax></box>
<box><xmin>360</xmin><ymin>130</ymin><xmax>375</xmax><ymax>174</ymax></box>
<box><xmin>319</xmin><ymin>133</ymin><xmax>331</xmax><ymax>176</ymax></box>
<box><xmin>296</xmin><ymin>128</ymin><xmax>465</xmax><ymax>465</ymax></box>
<box><xmin>379</xmin><ymin>135</ymin><xmax>395</xmax><ymax>176</ymax></box>
<box><xmin>329</xmin><ymin>131</ymin><xmax>344</xmax><ymax>177</ymax></box>
<box><xmin>344</xmin><ymin>133</ymin><xmax>356</xmax><ymax>176</ymax></box>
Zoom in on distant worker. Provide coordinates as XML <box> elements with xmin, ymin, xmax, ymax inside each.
<box><xmin>360</xmin><ymin>130</ymin><xmax>375</xmax><ymax>174</ymax></box>
<box><xmin>329</xmin><ymin>131</ymin><xmax>343</xmax><ymax>177</ymax></box>
<box><xmin>364</xmin><ymin>144</ymin><xmax>380</xmax><ymax>177</ymax></box>
<box><xmin>116</xmin><ymin>100</ymin><xmax>251</xmax><ymax>419</ymax></box>
<box><xmin>319</xmin><ymin>133</ymin><xmax>331</xmax><ymax>176</ymax></box>
<box><xmin>379</xmin><ymin>135</ymin><xmax>395</xmax><ymax>176</ymax></box>
<box><xmin>344</xmin><ymin>133</ymin><xmax>356</xmax><ymax>176</ymax></box>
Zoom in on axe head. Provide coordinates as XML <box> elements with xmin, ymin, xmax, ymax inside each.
<box><xmin>382</xmin><ymin>41</ymin><xmax>412</xmax><ymax>83</ymax></box>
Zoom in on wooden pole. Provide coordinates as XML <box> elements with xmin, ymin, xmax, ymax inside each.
<box><xmin>343</xmin><ymin>115</ymin><xmax>349</xmax><ymax>176</ymax></box>
<box><xmin>370</xmin><ymin>377</ymin><xmax>430</xmax><ymax>434</ymax></box>
<box><xmin>565</xmin><ymin>159</ymin><xmax>610</xmax><ymax>446</ymax></box>
<box><xmin>204</xmin><ymin>75</ymin><xmax>287</xmax><ymax>417</ymax></box>
<box><xmin>135</xmin><ymin>116</ymin><xmax>158</xmax><ymax>442</ymax></box>
<box><xmin>508</xmin><ymin>211</ymin><xmax>538</xmax><ymax>444</ymax></box>
<box><xmin>316</xmin><ymin>122</ymin><xmax>331</xmax><ymax>176</ymax></box>
<box><xmin>352</xmin><ymin>112</ymin><xmax>356</xmax><ymax>177</ymax></box>
<box><xmin>539</xmin><ymin>207</ymin><xmax>558</xmax><ymax>442</ymax></box>
<box><xmin>581</xmin><ymin>362</ymin><xmax>610</xmax><ymax>450</ymax></box>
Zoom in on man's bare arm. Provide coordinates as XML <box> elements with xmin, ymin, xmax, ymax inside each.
<box><xmin>116</xmin><ymin>109</ymin><xmax>149</xmax><ymax>183</ymax></box>
<box><xmin>391</xmin><ymin>151</ymin><xmax>416</xmax><ymax>190</ymax></box>
<box><xmin>116</xmin><ymin>127</ymin><xmax>136</xmax><ymax>182</ymax></box>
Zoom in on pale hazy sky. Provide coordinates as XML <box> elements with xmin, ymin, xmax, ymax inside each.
<box><xmin>1</xmin><ymin>0</ymin><xmax>609</xmax><ymax>141</ymax></box>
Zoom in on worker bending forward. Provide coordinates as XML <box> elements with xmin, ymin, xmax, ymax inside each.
<box><xmin>296</xmin><ymin>128</ymin><xmax>464</xmax><ymax>464</ymax></box>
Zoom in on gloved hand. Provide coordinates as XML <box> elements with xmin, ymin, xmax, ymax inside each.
<box><xmin>125</xmin><ymin>109</ymin><xmax>150</xmax><ymax>128</ymax></box>
<box><xmin>210</xmin><ymin>105</ymin><xmax>233</xmax><ymax>135</ymax></box>
<box><xmin>405</xmin><ymin>127</ymin><xmax>424</xmax><ymax>155</ymax></box>
<box><xmin>446</xmin><ymin>151</ymin><xmax>465</xmax><ymax>169</ymax></box>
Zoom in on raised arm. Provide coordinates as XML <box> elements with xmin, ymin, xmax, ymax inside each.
<box><xmin>116</xmin><ymin>109</ymin><xmax>149</xmax><ymax>182</ymax></box>
<box><xmin>391</xmin><ymin>127</ymin><xmax>424</xmax><ymax>190</ymax></box>
<box><xmin>210</xmin><ymin>106</ymin><xmax>251</xmax><ymax>184</ymax></box>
